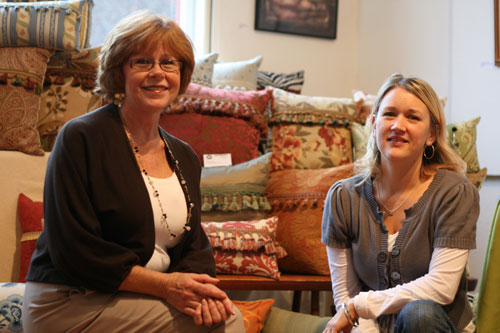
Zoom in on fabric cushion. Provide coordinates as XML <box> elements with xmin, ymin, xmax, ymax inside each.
<box><xmin>233</xmin><ymin>299</ymin><xmax>274</xmax><ymax>333</ymax></box>
<box><xmin>16</xmin><ymin>193</ymin><xmax>43</xmax><ymax>283</ymax></box>
<box><xmin>350</xmin><ymin>121</ymin><xmax>368</xmax><ymax>161</ymax></box>
<box><xmin>38</xmin><ymin>46</ymin><xmax>102</xmax><ymax>151</ymax></box>
<box><xmin>202</xmin><ymin>216</ymin><xmax>286</xmax><ymax>280</ymax></box>
<box><xmin>447</xmin><ymin>117</ymin><xmax>481</xmax><ymax>173</ymax></box>
<box><xmin>262</xmin><ymin>306</ymin><xmax>330</xmax><ymax>333</ymax></box>
<box><xmin>192</xmin><ymin>53</ymin><xmax>219</xmax><ymax>87</ymax></box>
<box><xmin>269</xmin><ymin>124</ymin><xmax>353</xmax><ymax>171</ymax></box>
<box><xmin>213</xmin><ymin>56</ymin><xmax>263</xmax><ymax>91</ymax></box>
<box><xmin>266</xmin><ymin>164</ymin><xmax>354</xmax><ymax>274</ymax></box>
<box><xmin>200</xmin><ymin>153</ymin><xmax>272</xmax><ymax>222</ymax></box>
<box><xmin>0</xmin><ymin>47</ymin><xmax>52</xmax><ymax>155</ymax></box>
<box><xmin>0</xmin><ymin>0</ymin><xmax>93</xmax><ymax>51</ymax></box>
<box><xmin>466</xmin><ymin>167</ymin><xmax>488</xmax><ymax>190</ymax></box>
<box><xmin>257</xmin><ymin>70</ymin><xmax>304</xmax><ymax>94</ymax></box>
<box><xmin>0</xmin><ymin>282</ymin><xmax>25</xmax><ymax>333</ymax></box>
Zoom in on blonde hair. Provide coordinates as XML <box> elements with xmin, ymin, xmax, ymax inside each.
<box><xmin>95</xmin><ymin>9</ymin><xmax>194</xmax><ymax>101</ymax></box>
<box><xmin>355</xmin><ymin>73</ymin><xmax>465</xmax><ymax>184</ymax></box>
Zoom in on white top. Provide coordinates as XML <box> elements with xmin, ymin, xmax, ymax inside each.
<box><xmin>142</xmin><ymin>172</ymin><xmax>187</xmax><ymax>272</ymax></box>
<box><xmin>327</xmin><ymin>245</ymin><xmax>474</xmax><ymax>332</ymax></box>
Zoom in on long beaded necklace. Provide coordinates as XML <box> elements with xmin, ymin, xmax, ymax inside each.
<box><xmin>122</xmin><ymin>120</ymin><xmax>192</xmax><ymax>239</ymax></box>
<box><xmin>374</xmin><ymin>180</ymin><xmax>418</xmax><ymax>216</ymax></box>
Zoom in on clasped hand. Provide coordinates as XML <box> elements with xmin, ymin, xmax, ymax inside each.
<box><xmin>162</xmin><ymin>272</ymin><xmax>235</xmax><ymax>327</ymax></box>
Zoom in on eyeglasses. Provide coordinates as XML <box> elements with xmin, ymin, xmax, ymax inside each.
<box><xmin>129</xmin><ymin>58</ymin><xmax>183</xmax><ymax>73</ymax></box>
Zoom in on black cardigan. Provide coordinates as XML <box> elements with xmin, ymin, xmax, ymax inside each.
<box><xmin>27</xmin><ymin>103</ymin><xmax>215</xmax><ymax>292</ymax></box>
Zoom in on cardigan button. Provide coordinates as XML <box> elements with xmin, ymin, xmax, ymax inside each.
<box><xmin>391</xmin><ymin>271</ymin><xmax>401</xmax><ymax>281</ymax></box>
<box><xmin>377</xmin><ymin>252</ymin><xmax>387</xmax><ymax>263</ymax></box>
<box><xmin>391</xmin><ymin>248</ymin><xmax>400</xmax><ymax>257</ymax></box>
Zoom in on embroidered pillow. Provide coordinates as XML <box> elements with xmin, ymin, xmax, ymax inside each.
<box><xmin>38</xmin><ymin>46</ymin><xmax>102</xmax><ymax>151</ymax></box>
<box><xmin>233</xmin><ymin>299</ymin><xmax>275</xmax><ymax>333</ymax></box>
<box><xmin>213</xmin><ymin>56</ymin><xmax>263</xmax><ymax>91</ymax></box>
<box><xmin>350</xmin><ymin>121</ymin><xmax>369</xmax><ymax>161</ymax></box>
<box><xmin>200</xmin><ymin>153</ymin><xmax>272</xmax><ymax>222</ymax></box>
<box><xmin>0</xmin><ymin>282</ymin><xmax>26</xmax><ymax>332</ymax></box>
<box><xmin>0</xmin><ymin>47</ymin><xmax>52</xmax><ymax>155</ymax></box>
<box><xmin>466</xmin><ymin>168</ymin><xmax>487</xmax><ymax>190</ymax></box>
<box><xmin>257</xmin><ymin>70</ymin><xmax>304</xmax><ymax>94</ymax></box>
<box><xmin>447</xmin><ymin>117</ymin><xmax>481</xmax><ymax>173</ymax></box>
<box><xmin>0</xmin><ymin>0</ymin><xmax>93</xmax><ymax>51</ymax></box>
<box><xmin>16</xmin><ymin>193</ymin><xmax>43</xmax><ymax>282</ymax></box>
<box><xmin>266</xmin><ymin>164</ymin><xmax>354</xmax><ymax>275</ymax></box>
<box><xmin>192</xmin><ymin>53</ymin><xmax>219</xmax><ymax>87</ymax></box>
<box><xmin>202</xmin><ymin>216</ymin><xmax>287</xmax><ymax>280</ymax></box>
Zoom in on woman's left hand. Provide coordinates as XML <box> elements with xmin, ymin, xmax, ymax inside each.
<box><xmin>192</xmin><ymin>298</ymin><xmax>230</xmax><ymax>327</ymax></box>
<box><xmin>323</xmin><ymin>310</ymin><xmax>353</xmax><ymax>333</ymax></box>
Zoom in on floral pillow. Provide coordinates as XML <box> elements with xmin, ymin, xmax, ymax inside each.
<box><xmin>266</xmin><ymin>164</ymin><xmax>354</xmax><ymax>275</ymax></box>
<box><xmin>202</xmin><ymin>216</ymin><xmax>287</xmax><ymax>280</ymax></box>
<box><xmin>350</xmin><ymin>121</ymin><xmax>369</xmax><ymax>161</ymax></box>
<box><xmin>0</xmin><ymin>0</ymin><xmax>93</xmax><ymax>51</ymax></box>
<box><xmin>192</xmin><ymin>53</ymin><xmax>219</xmax><ymax>87</ymax></box>
<box><xmin>447</xmin><ymin>117</ymin><xmax>481</xmax><ymax>173</ymax></box>
<box><xmin>38</xmin><ymin>46</ymin><xmax>102</xmax><ymax>151</ymax></box>
<box><xmin>213</xmin><ymin>56</ymin><xmax>263</xmax><ymax>91</ymax></box>
<box><xmin>257</xmin><ymin>70</ymin><xmax>304</xmax><ymax>94</ymax></box>
<box><xmin>0</xmin><ymin>282</ymin><xmax>25</xmax><ymax>333</ymax></box>
<box><xmin>0</xmin><ymin>47</ymin><xmax>52</xmax><ymax>156</ymax></box>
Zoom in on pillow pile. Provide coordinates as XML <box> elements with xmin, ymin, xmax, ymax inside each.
<box><xmin>202</xmin><ymin>216</ymin><xmax>287</xmax><ymax>280</ymax></box>
<box><xmin>268</xmin><ymin>87</ymin><xmax>357</xmax><ymax>171</ymax></box>
<box><xmin>161</xmin><ymin>83</ymin><xmax>272</xmax><ymax>165</ymax></box>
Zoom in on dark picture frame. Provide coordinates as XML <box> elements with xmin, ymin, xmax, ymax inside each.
<box><xmin>495</xmin><ymin>0</ymin><xmax>500</xmax><ymax>66</ymax></box>
<box><xmin>254</xmin><ymin>0</ymin><xmax>338</xmax><ymax>40</ymax></box>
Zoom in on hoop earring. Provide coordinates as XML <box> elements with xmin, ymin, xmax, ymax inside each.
<box><xmin>113</xmin><ymin>93</ymin><xmax>125</xmax><ymax>108</ymax></box>
<box><xmin>424</xmin><ymin>144</ymin><xmax>435</xmax><ymax>160</ymax></box>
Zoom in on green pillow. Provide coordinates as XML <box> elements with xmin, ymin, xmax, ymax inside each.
<box><xmin>447</xmin><ymin>117</ymin><xmax>480</xmax><ymax>173</ymax></box>
<box><xmin>350</xmin><ymin>121</ymin><xmax>368</xmax><ymax>161</ymax></box>
<box><xmin>262</xmin><ymin>307</ymin><xmax>330</xmax><ymax>333</ymax></box>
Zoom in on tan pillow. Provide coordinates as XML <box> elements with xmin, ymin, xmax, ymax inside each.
<box><xmin>0</xmin><ymin>47</ymin><xmax>52</xmax><ymax>155</ymax></box>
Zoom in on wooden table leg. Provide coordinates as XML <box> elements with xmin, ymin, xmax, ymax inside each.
<box><xmin>311</xmin><ymin>291</ymin><xmax>319</xmax><ymax>316</ymax></box>
<box><xmin>292</xmin><ymin>290</ymin><xmax>302</xmax><ymax>312</ymax></box>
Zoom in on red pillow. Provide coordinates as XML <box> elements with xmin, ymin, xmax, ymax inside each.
<box><xmin>160</xmin><ymin>113</ymin><xmax>261</xmax><ymax>165</ymax></box>
<box><xmin>17</xmin><ymin>193</ymin><xmax>44</xmax><ymax>282</ymax></box>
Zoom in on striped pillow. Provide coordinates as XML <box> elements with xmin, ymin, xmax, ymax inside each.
<box><xmin>0</xmin><ymin>0</ymin><xmax>93</xmax><ymax>51</ymax></box>
<box><xmin>257</xmin><ymin>70</ymin><xmax>304</xmax><ymax>94</ymax></box>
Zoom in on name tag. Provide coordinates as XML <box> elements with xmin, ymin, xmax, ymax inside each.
<box><xmin>203</xmin><ymin>153</ymin><xmax>232</xmax><ymax>167</ymax></box>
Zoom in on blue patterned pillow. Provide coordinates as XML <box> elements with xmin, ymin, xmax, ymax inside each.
<box><xmin>0</xmin><ymin>0</ymin><xmax>93</xmax><ymax>51</ymax></box>
<box><xmin>0</xmin><ymin>283</ymin><xmax>25</xmax><ymax>333</ymax></box>
<box><xmin>257</xmin><ymin>70</ymin><xmax>304</xmax><ymax>94</ymax></box>
<box><xmin>191</xmin><ymin>53</ymin><xmax>219</xmax><ymax>87</ymax></box>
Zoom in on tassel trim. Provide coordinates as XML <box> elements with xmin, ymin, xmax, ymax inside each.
<box><xmin>44</xmin><ymin>70</ymin><xmax>97</xmax><ymax>91</ymax></box>
<box><xmin>267</xmin><ymin>193</ymin><xmax>325</xmax><ymax>212</ymax></box>
<box><xmin>202</xmin><ymin>227</ymin><xmax>287</xmax><ymax>258</ymax></box>
<box><xmin>201</xmin><ymin>192</ymin><xmax>271</xmax><ymax>212</ymax></box>
<box><xmin>0</xmin><ymin>73</ymin><xmax>44</xmax><ymax>94</ymax></box>
<box><xmin>269</xmin><ymin>108</ymin><xmax>355</xmax><ymax>127</ymax></box>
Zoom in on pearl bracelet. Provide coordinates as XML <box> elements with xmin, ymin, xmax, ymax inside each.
<box><xmin>342</xmin><ymin>302</ymin><xmax>359</xmax><ymax>327</ymax></box>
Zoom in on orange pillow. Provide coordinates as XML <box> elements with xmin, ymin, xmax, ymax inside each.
<box><xmin>266</xmin><ymin>164</ymin><xmax>354</xmax><ymax>275</ymax></box>
<box><xmin>233</xmin><ymin>299</ymin><xmax>274</xmax><ymax>333</ymax></box>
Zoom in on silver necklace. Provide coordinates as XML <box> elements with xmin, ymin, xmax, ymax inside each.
<box><xmin>374</xmin><ymin>180</ymin><xmax>418</xmax><ymax>216</ymax></box>
<box><xmin>122</xmin><ymin>120</ymin><xmax>192</xmax><ymax>239</ymax></box>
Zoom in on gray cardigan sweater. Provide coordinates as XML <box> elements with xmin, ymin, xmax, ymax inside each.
<box><xmin>27</xmin><ymin>103</ymin><xmax>215</xmax><ymax>292</ymax></box>
<box><xmin>321</xmin><ymin>169</ymin><xmax>479</xmax><ymax>330</ymax></box>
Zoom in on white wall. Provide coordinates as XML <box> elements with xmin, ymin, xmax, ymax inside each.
<box><xmin>210</xmin><ymin>0</ymin><xmax>499</xmax><ymax>292</ymax></box>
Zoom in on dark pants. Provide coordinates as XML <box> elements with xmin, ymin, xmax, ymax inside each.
<box><xmin>394</xmin><ymin>300</ymin><xmax>458</xmax><ymax>333</ymax></box>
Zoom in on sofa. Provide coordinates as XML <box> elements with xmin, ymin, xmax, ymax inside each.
<box><xmin>0</xmin><ymin>1</ymin><xmax>488</xmax><ymax>332</ymax></box>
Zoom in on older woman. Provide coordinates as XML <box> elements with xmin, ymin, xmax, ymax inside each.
<box><xmin>321</xmin><ymin>74</ymin><xmax>478</xmax><ymax>333</ymax></box>
<box><xmin>22</xmin><ymin>10</ymin><xmax>244</xmax><ymax>332</ymax></box>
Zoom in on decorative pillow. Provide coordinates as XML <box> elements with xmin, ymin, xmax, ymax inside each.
<box><xmin>266</xmin><ymin>164</ymin><xmax>354</xmax><ymax>275</ymax></box>
<box><xmin>466</xmin><ymin>167</ymin><xmax>487</xmax><ymax>190</ymax></box>
<box><xmin>200</xmin><ymin>153</ymin><xmax>272</xmax><ymax>221</ymax></box>
<box><xmin>0</xmin><ymin>282</ymin><xmax>25</xmax><ymax>333</ymax></box>
<box><xmin>0</xmin><ymin>47</ymin><xmax>52</xmax><ymax>156</ymax></box>
<box><xmin>0</xmin><ymin>0</ymin><xmax>93</xmax><ymax>51</ymax></box>
<box><xmin>350</xmin><ymin>121</ymin><xmax>369</xmax><ymax>161</ymax></box>
<box><xmin>233</xmin><ymin>299</ymin><xmax>275</xmax><ymax>333</ymax></box>
<box><xmin>213</xmin><ymin>56</ymin><xmax>263</xmax><ymax>91</ymax></box>
<box><xmin>257</xmin><ymin>70</ymin><xmax>304</xmax><ymax>94</ymax></box>
<box><xmin>269</xmin><ymin>124</ymin><xmax>353</xmax><ymax>171</ymax></box>
<box><xmin>262</xmin><ymin>306</ymin><xmax>330</xmax><ymax>333</ymax></box>
<box><xmin>202</xmin><ymin>216</ymin><xmax>287</xmax><ymax>279</ymax></box>
<box><xmin>38</xmin><ymin>46</ymin><xmax>102</xmax><ymax>151</ymax></box>
<box><xmin>16</xmin><ymin>194</ymin><xmax>43</xmax><ymax>283</ymax></box>
<box><xmin>447</xmin><ymin>117</ymin><xmax>481</xmax><ymax>173</ymax></box>
<box><xmin>191</xmin><ymin>53</ymin><xmax>219</xmax><ymax>87</ymax></box>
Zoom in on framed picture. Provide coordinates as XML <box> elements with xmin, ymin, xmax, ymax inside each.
<box><xmin>495</xmin><ymin>0</ymin><xmax>500</xmax><ymax>66</ymax></box>
<box><xmin>254</xmin><ymin>0</ymin><xmax>338</xmax><ymax>40</ymax></box>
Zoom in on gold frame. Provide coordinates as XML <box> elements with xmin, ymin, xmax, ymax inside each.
<box><xmin>495</xmin><ymin>0</ymin><xmax>500</xmax><ymax>65</ymax></box>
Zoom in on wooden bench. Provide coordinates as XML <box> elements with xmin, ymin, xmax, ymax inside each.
<box><xmin>216</xmin><ymin>274</ymin><xmax>332</xmax><ymax>316</ymax></box>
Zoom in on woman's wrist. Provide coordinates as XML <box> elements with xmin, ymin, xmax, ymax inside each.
<box><xmin>341</xmin><ymin>300</ymin><xmax>359</xmax><ymax>327</ymax></box>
